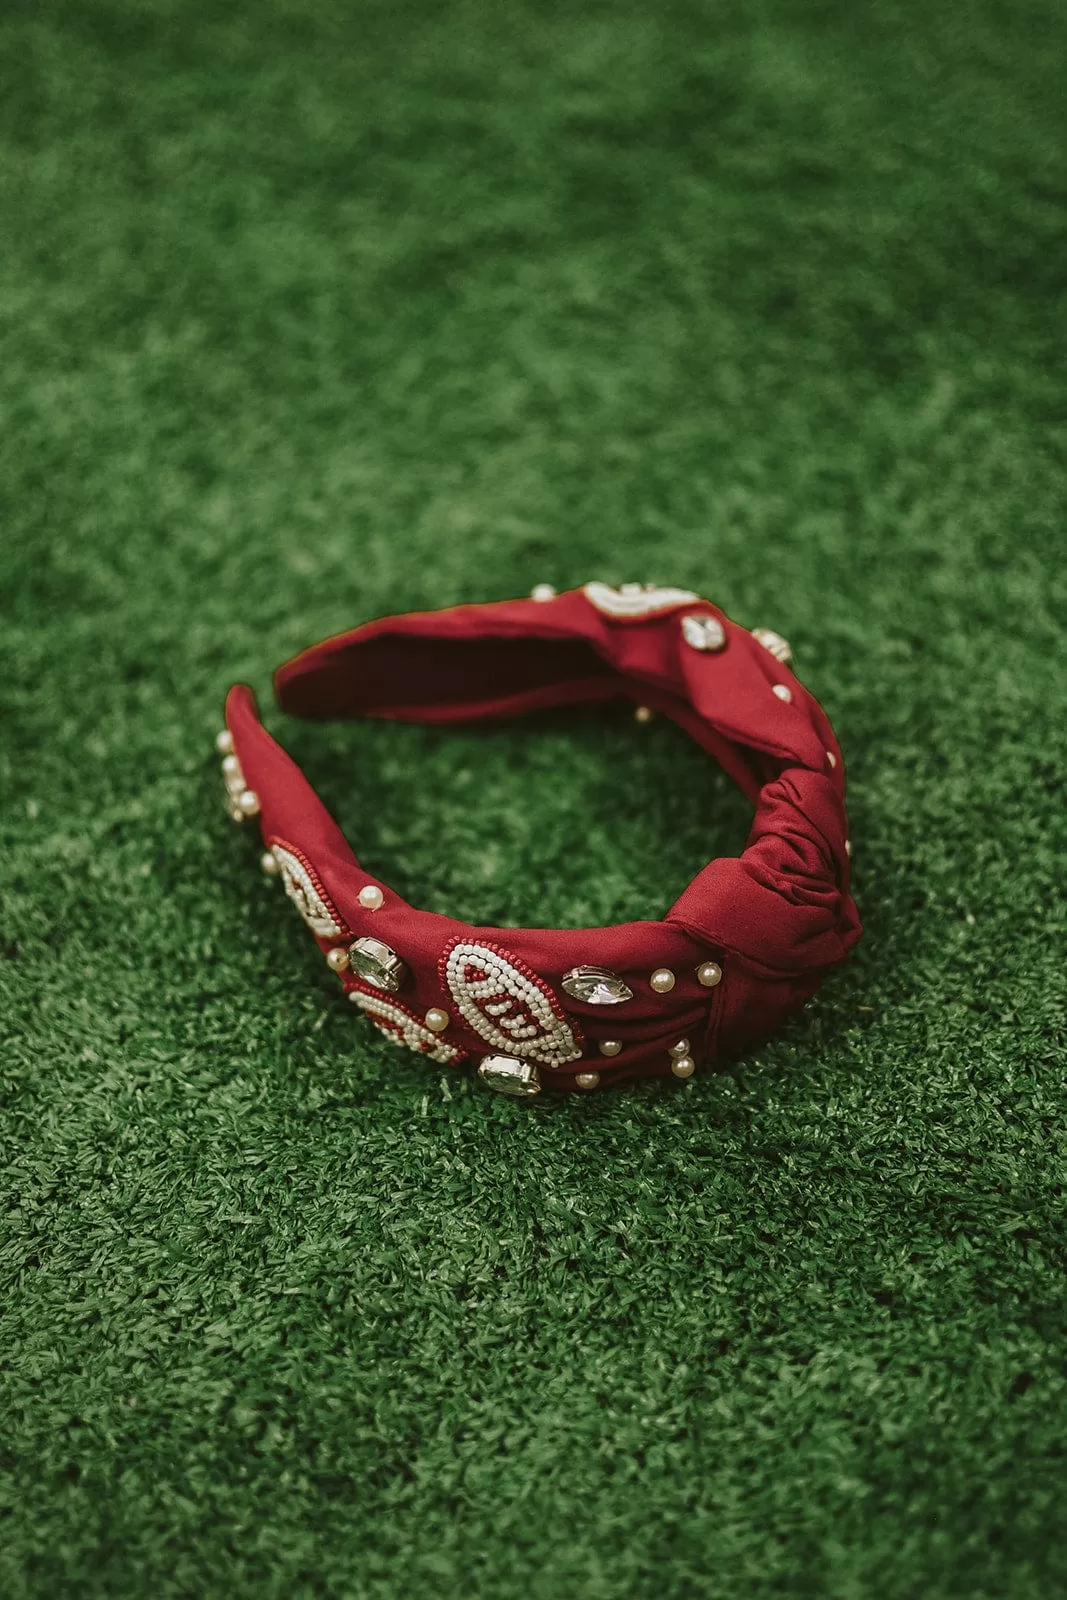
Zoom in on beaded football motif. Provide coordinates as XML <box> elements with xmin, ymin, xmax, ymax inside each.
<box><xmin>351</xmin><ymin>991</ymin><xmax>466</xmax><ymax>1066</ymax></box>
<box><xmin>440</xmin><ymin>939</ymin><xmax>583</xmax><ymax>1067</ymax></box>
<box><xmin>583</xmin><ymin>581</ymin><xmax>699</xmax><ymax>619</ymax></box>
<box><xmin>269</xmin><ymin>841</ymin><xmax>345</xmax><ymax>939</ymax></box>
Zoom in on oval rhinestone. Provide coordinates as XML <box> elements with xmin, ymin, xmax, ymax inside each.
<box><xmin>348</xmin><ymin>936</ymin><xmax>408</xmax><ymax>993</ymax></box>
<box><xmin>561</xmin><ymin>966</ymin><xmax>634</xmax><ymax>1005</ymax></box>
<box><xmin>681</xmin><ymin>614</ymin><xmax>726</xmax><ymax>652</ymax></box>
<box><xmin>478</xmin><ymin>1056</ymin><xmax>542</xmax><ymax>1097</ymax></box>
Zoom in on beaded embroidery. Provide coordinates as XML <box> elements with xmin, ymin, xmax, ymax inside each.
<box><xmin>583</xmin><ymin>581</ymin><xmax>699</xmax><ymax>620</ymax></box>
<box><xmin>269</xmin><ymin>841</ymin><xmax>345</xmax><ymax>939</ymax></box>
<box><xmin>440</xmin><ymin>938</ymin><xmax>583</xmax><ymax>1067</ymax></box>
<box><xmin>351</xmin><ymin>991</ymin><xmax>466</xmax><ymax>1066</ymax></box>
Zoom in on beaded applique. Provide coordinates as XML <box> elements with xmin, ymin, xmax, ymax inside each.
<box><xmin>440</xmin><ymin>939</ymin><xmax>583</xmax><ymax>1067</ymax></box>
<box><xmin>583</xmin><ymin>581</ymin><xmax>699</xmax><ymax>620</ymax></box>
<box><xmin>350</xmin><ymin>991</ymin><xmax>466</xmax><ymax>1066</ymax></box>
<box><xmin>269</xmin><ymin>841</ymin><xmax>345</xmax><ymax>939</ymax></box>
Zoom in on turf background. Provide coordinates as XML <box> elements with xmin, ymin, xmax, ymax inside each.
<box><xmin>1</xmin><ymin>1</ymin><xmax>1066</xmax><ymax>1595</ymax></box>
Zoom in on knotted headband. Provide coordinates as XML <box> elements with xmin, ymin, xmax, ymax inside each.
<box><xmin>217</xmin><ymin>582</ymin><xmax>861</xmax><ymax>1096</ymax></box>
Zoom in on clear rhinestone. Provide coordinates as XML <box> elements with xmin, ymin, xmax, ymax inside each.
<box><xmin>752</xmin><ymin>627</ymin><xmax>793</xmax><ymax>666</ymax></box>
<box><xmin>561</xmin><ymin>966</ymin><xmax>634</xmax><ymax>1005</ymax></box>
<box><xmin>348</xmin><ymin>936</ymin><xmax>408</xmax><ymax>993</ymax></box>
<box><xmin>478</xmin><ymin>1056</ymin><xmax>542</xmax><ymax>1097</ymax></box>
<box><xmin>681</xmin><ymin>614</ymin><xmax>726</xmax><ymax>652</ymax></box>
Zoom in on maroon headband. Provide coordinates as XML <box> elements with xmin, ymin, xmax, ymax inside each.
<box><xmin>218</xmin><ymin>583</ymin><xmax>861</xmax><ymax>1097</ymax></box>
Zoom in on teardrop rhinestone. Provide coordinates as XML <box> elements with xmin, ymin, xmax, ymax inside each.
<box><xmin>561</xmin><ymin>966</ymin><xmax>634</xmax><ymax>1005</ymax></box>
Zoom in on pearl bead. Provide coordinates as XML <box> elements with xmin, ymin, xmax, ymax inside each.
<box><xmin>620</xmin><ymin>583</ymin><xmax>644</xmax><ymax>596</ymax></box>
<box><xmin>424</xmin><ymin>1007</ymin><xmax>450</xmax><ymax>1033</ymax></box>
<box><xmin>827</xmin><ymin>750</ymin><xmax>837</xmax><ymax>769</ymax></box>
<box><xmin>221</xmin><ymin>753</ymin><xmax>241</xmax><ymax>779</ymax></box>
<box><xmin>261</xmin><ymin>850</ymin><xmax>280</xmax><ymax>875</ymax></box>
<box><xmin>634</xmin><ymin>705</ymin><xmax>653</xmax><ymax>724</ymax></box>
<box><xmin>668</xmin><ymin>1038</ymin><xmax>690</xmax><ymax>1058</ymax></box>
<box><xmin>238</xmin><ymin>789</ymin><xmax>260</xmax><ymax>817</ymax></box>
<box><xmin>358</xmin><ymin>884</ymin><xmax>384</xmax><ymax>910</ymax></box>
<box><xmin>531</xmin><ymin>583</ymin><xmax>556</xmax><ymax>602</ymax></box>
<box><xmin>326</xmin><ymin>947</ymin><xmax>349</xmax><ymax>973</ymax></box>
<box><xmin>772</xmin><ymin>684</ymin><xmax>792</xmax><ymax>703</ymax></box>
<box><xmin>575</xmin><ymin>1071</ymin><xmax>600</xmax><ymax>1090</ymax></box>
<box><xmin>671</xmin><ymin>1055</ymin><xmax>696</xmax><ymax>1079</ymax></box>
<box><xmin>845</xmin><ymin>839</ymin><xmax>853</xmax><ymax>858</ymax></box>
<box><xmin>598</xmin><ymin>1039</ymin><xmax>622</xmax><ymax>1057</ymax></box>
<box><xmin>650</xmin><ymin>968</ymin><xmax>675</xmax><ymax>994</ymax></box>
<box><xmin>216</xmin><ymin>729</ymin><xmax>234</xmax><ymax>754</ymax></box>
<box><xmin>697</xmin><ymin>961</ymin><xmax>722</xmax><ymax>988</ymax></box>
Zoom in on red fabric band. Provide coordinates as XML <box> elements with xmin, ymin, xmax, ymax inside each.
<box><xmin>221</xmin><ymin>584</ymin><xmax>861</xmax><ymax>1092</ymax></box>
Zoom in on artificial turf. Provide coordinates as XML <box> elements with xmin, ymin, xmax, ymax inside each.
<box><xmin>1</xmin><ymin>1</ymin><xmax>1066</xmax><ymax>1594</ymax></box>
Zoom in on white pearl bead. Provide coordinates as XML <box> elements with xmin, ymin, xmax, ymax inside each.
<box><xmin>671</xmin><ymin>1055</ymin><xmax>696</xmax><ymax>1079</ymax></box>
<box><xmin>845</xmin><ymin>839</ymin><xmax>853</xmax><ymax>858</ymax></box>
<box><xmin>668</xmin><ymin>1038</ymin><xmax>690</xmax><ymax>1058</ymax></box>
<box><xmin>358</xmin><ymin>885</ymin><xmax>384</xmax><ymax>910</ymax></box>
<box><xmin>575</xmin><ymin>1072</ymin><xmax>600</xmax><ymax>1090</ymax></box>
<box><xmin>424</xmin><ymin>1007</ymin><xmax>450</xmax><ymax>1033</ymax></box>
<box><xmin>531</xmin><ymin>583</ymin><xmax>556</xmax><ymax>602</ymax></box>
<box><xmin>260</xmin><ymin>851</ymin><xmax>280</xmax><ymax>875</ymax></box>
<box><xmin>826</xmin><ymin>750</ymin><xmax>837</xmax><ymax>769</ymax></box>
<box><xmin>620</xmin><ymin>583</ymin><xmax>644</xmax><ymax>596</ymax></box>
<box><xmin>215</xmin><ymin>729</ymin><xmax>234</xmax><ymax>754</ymax></box>
<box><xmin>697</xmin><ymin>961</ymin><xmax>722</xmax><ymax>988</ymax></box>
<box><xmin>650</xmin><ymin>967</ymin><xmax>675</xmax><ymax>994</ymax></box>
<box><xmin>326</xmin><ymin>947</ymin><xmax>349</xmax><ymax>973</ymax></box>
<box><xmin>634</xmin><ymin>705</ymin><xmax>653</xmax><ymax>724</ymax></box>
<box><xmin>598</xmin><ymin>1039</ymin><xmax>622</xmax><ymax>1057</ymax></box>
<box><xmin>772</xmin><ymin>684</ymin><xmax>792</xmax><ymax>703</ymax></box>
<box><xmin>221</xmin><ymin>753</ymin><xmax>241</xmax><ymax>779</ymax></box>
<box><xmin>238</xmin><ymin>789</ymin><xmax>260</xmax><ymax>817</ymax></box>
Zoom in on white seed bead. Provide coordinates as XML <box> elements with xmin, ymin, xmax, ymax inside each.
<box><xmin>326</xmin><ymin>947</ymin><xmax>349</xmax><ymax>973</ymax></box>
<box><xmin>668</xmin><ymin>1038</ymin><xmax>690</xmax><ymax>1058</ymax></box>
<box><xmin>531</xmin><ymin>583</ymin><xmax>556</xmax><ymax>602</ymax></box>
<box><xmin>671</xmin><ymin>1055</ymin><xmax>696</xmax><ymax>1079</ymax></box>
<box><xmin>215</xmin><ymin>729</ymin><xmax>234</xmax><ymax>754</ymax></box>
<box><xmin>358</xmin><ymin>884</ymin><xmax>385</xmax><ymax>911</ymax></box>
<box><xmin>238</xmin><ymin>789</ymin><xmax>260</xmax><ymax>817</ymax></box>
<box><xmin>598</xmin><ymin>1039</ymin><xmax>622</xmax><ymax>1057</ymax></box>
<box><xmin>827</xmin><ymin>750</ymin><xmax>837</xmax><ymax>769</ymax></box>
<box><xmin>650</xmin><ymin>967</ymin><xmax>676</xmax><ymax>994</ymax></box>
<box><xmin>634</xmin><ymin>705</ymin><xmax>653</xmax><ymax>724</ymax></box>
<box><xmin>221</xmin><ymin>753</ymin><xmax>241</xmax><ymax>779</ymax></box>
<box><xmin>697</xmin><ymin>961</ymin><xmax>722</xmax><ymax>988</ymax></box>
<box><xmin>772</xmin><ymin>684</ymin><xmax>792</xmax><ymax>703</ymax></box>
<box><xmin>424</xmin><ymin>1007</ymin><xmax>450</xmax><ymax>1033</ymax></box>
<box><xmin>261</xmin><ymin>851</ymin><xmax>280</xmax><ymax>875</ymax></box>
<box><xmin>575</xmin><ymin>1072</ymin><xmax>600</xmax><ymax>1090</ymax></box>
<box><xmin>620</xmin><ymin>583</ymin><xmax>644</xmax><ymax>596</ymax></box>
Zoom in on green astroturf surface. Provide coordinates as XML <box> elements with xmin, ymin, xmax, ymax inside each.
<box><xmin>2</xmin><ymin>1</ymin><xmax>1066</xmax><ymax>1595</ymax></box>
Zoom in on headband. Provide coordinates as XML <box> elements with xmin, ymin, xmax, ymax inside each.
<box><xmin>217</xmin><ymin>582</ymin><xmax>861</xmax><ymax>1097</ymax></box>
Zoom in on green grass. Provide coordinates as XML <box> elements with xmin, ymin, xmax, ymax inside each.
<box><xmin>2</xmin><ymin>1</ymin><xmax>1065</xmax><ymax>1595</ymax></box>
